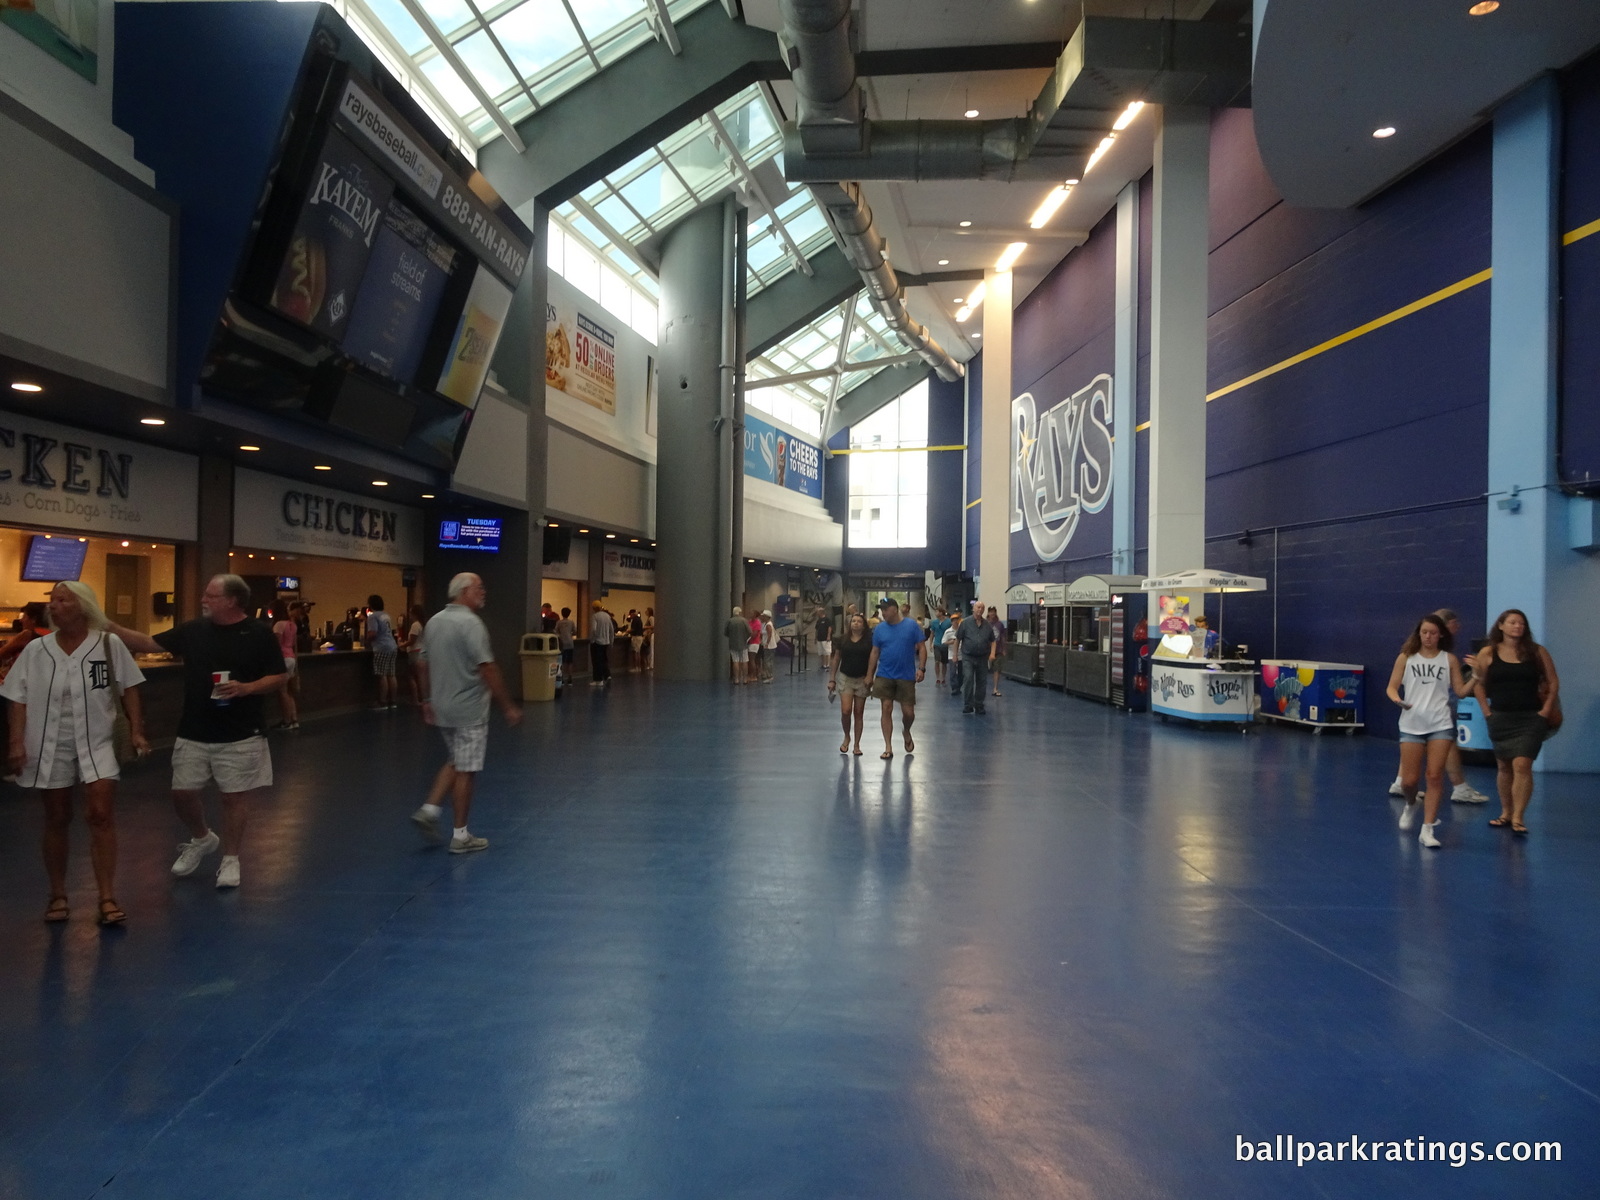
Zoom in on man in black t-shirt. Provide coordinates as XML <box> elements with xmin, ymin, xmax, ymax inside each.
<box><xmin>111</xmin><ymin>574</ymin><xmax>284</xmax><ymax>890</ymax></box>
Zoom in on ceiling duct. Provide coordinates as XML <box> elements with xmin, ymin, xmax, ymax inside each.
<box><xmin>776</xmin><ymin>0</ymin><xmax>962</xmax><ymax>382</ymax></box>
<box><xmin>811</xmin><ymin>181</ymin><xmax>964</xmax><ymax>383</ymax></box>
<box><xmin>780</xmin><ymin>15</ymin><xmax>1252</xmax><ymax>183</ymax></box>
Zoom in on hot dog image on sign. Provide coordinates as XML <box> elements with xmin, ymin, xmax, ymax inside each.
<box><xmin>1010</xmin><ymin>373</ymin><xmax>1114</xmax><ymax>562</ymax></box>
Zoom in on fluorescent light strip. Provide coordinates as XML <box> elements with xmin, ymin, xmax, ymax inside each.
<box><xmin>995</xmin><ymin>241</ymin><xmax>1027</xmax><ymax>272</ymax></box>
<box><xmin>1029</xmin><ymin>185</ymin><xmax>1071</xmax><ymax>230</ymax></box>
<box><xmin>1085</xmin><ymin>135</ymin><xmax>1116</xmax><ymax>174</ymax></box>
<box><xmin>1112</xmin><ymin>100</ymin><xmax>1146</xmax><ymax>132</ymax></box>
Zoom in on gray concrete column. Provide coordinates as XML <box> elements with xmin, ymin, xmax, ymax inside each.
<box><xmin>978</xmin><ymin>266</ymin><xmax>1014</xmax><ymax>608</ymax></box>
<box><xmin>655</xmin><ymin>199</ymin><xmax>740</xmax><ymax>679</ymax></box>
<box><xmin>1147</xmin><ymin>106</ymin><xmax>1210</xmax><ymax>578</ymax></box>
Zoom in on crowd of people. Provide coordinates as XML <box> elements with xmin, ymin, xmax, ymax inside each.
<box><xmin>2</xmin><ymin>575</ymin><xmax>1567</xmax><ymax>923</ymax></box>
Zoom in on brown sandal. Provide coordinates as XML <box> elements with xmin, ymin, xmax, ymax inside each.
<box><xmin>97</xmin><ymin>898</ymin><xmax>127</xmax><ymax>927</ymax></box>
<box><xmin>44</xmin><ymin>897</ymin><xmax>69</xmax><ymax>923</ymax></box>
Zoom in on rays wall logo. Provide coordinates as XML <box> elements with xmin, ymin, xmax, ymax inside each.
<box><xmin>1010</xmin><ymin>373</ymin><xmax>1114</xmax><ymax>562</ymax></box>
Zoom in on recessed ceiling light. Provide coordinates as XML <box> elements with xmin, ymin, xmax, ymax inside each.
<box><xmin>937</xmin><ymin>258</ymin><xmax>950</xmax><ymax>265</ymax></box>
<box><xmin>764</xmin><ymin>561</ymin><xmax>771</xmax><ymax>565</ymax></box>
<box><xmin>313</xmin><ymin>464</ymin><xmax>332</xmax><ymax>471</ymax></box>
<box><xmin>973</xmin><ymin>332</ymin><xmax>983</xmax><ymax>338</ymax></box>
<box><xmin>605</xmin><ymin>533</ymin><xmax>616</xmax><ymax>539</ymax></box>
<box><xmin>372</xmin><ymin>480</ymin><xmax>388</xmax><ymax>486</ymax></box>
<box><xmin>421</xmin><ymin>493</ymin><xmax>435</xmax><ymax>499</ymax></box>
<box><xmin>959</xmin><ymin>219</ymin><xmax>972</xmax><ymax>228</ymax></box>
<box><xmin>1065</xmin><ymin>178</ymin><xmax>1080</xmax><ymax>185</ymax></box>
<box><xmin>239</xmin><ymin>444</ymin><xmax>261</xmax><ymax>452</ymax></box>
<box><xmin>78</xmin><ymin>537</ymin><xmax>86</xmax><ymax>543</ymax></box>
<box><xmin>579</xmin><ymin>528</ymin><xmax>590</xmax><ymax>533</ymax></box>
<box><xmin>247</xmin><ymin>553</ymin><xmax>254</xmax><ymax>559</ymax></box>
<box><xmin>964</xmin><ymin>108</ymin><xmax>979</xmax><ymax>119</ymax></box>
<box><xmin>548</xmin><ymin>521</ymin><xmax>559</xmax><ymax>527</ymax></box>
<box><xmin>140</xmin><ymin>417</ymin><xmax>166</xmax><ymax>426</ymax></box>
<box><xmin>1373</xmin><ymin>126</ymin><xmax>1397</xmax><ymax>138</ymax></box>
<box><xmin>952</xmin><ymin>296</ymin><xmax>965</xmax><ymax>305</ymax></box>
<box><xmin>630</xmin><ymin>538</ymin><xmax>639</xmax><ymax>543</ymax></box>
<box><xmin>1469</xmin><ymin>1</ymin><xmax>1498</xmax><ymax>13</ymax></box>
<box><xmin>10</xmin><ymin>382</ymin><xmax>42</xmax><ymax>393</ymax></box>
<box><xmin>121</xmin><ymin>540</ymin><xmax>130</xmax><ymax>547</ymax></box>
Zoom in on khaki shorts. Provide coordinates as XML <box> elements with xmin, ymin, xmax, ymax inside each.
<box><xmin>172</xmin><ymin>736</ymin><xmax>273</xmax><ymax>793</ymax></box>
<box><xmin>836</xmin><ymin>673</ymin><xmax>869</xmax><ymax>699</ymax></box>
<box><xmin>871</xmin><ymin>676</ymin><xmax>917</xmax><ymax>704</ymax></box>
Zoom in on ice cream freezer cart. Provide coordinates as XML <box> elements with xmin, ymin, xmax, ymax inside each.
<box><xmin>1258</xmin><ymin>661</ymin><xmax>1366</xmax><ymax>735</ymax></box>
<box><xmin>1141</xmin><ymin>569</ymin><xmax>1267</xmax><ymax>729</ymax></box>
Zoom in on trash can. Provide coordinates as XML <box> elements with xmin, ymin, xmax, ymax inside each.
<box><xmin>520</xmin><ymin>632</ymin><xmax>561</xmax><ymax>702</ymax></box>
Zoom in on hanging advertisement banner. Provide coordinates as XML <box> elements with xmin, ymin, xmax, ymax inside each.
<box><xmin>743</xmin><ymin>413</ymin><xmax>823</xmax><ymax>500</ymax></box>
<box><xmin>546</xmin><ymin>295</ymin><xmax>617</xmax><ymax>414</ymax></box>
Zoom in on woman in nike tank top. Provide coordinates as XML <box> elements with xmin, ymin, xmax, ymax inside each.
<box><xmin>1468</xmin><ymin>609</ymin><xmax>1560</xmax><ymax>836</ymax></box>
<box><xmin>1384</xmin><ymin>614</ymin><xmax>1470</xmax><ymax>849</ymax></box>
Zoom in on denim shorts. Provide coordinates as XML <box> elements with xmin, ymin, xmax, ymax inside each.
<box><xmin>1398</xmin><ymin>729</ymin><xmax>1455</xmax><ymax>744</ymax></box>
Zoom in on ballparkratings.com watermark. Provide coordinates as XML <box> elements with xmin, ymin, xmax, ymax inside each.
<box><xmin>1238</xmin><ymin>1135</ymin><xmax>1561</xmax><ymax>1167</ymax></box>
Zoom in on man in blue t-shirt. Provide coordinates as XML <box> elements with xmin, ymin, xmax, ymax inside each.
<box><xmin>866</xmin><ymin>597</ymin><xmax>927</xmax><ymax>759</ymax></box>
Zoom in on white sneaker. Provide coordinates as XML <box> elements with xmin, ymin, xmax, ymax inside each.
<box><xmin>1387</xmin><ymin>777</ymin><xmax>1405</xmax><ymax>797</ymax></box>
<box><xmin>410</xmin><ymin>807</ymin><xmax>443</xmax><ymax>844</ymax></box>
<box><xmin>1452</xmin><ymin>783</ymin><xmax>1490</xmax><ymax>804</ymax></box>
<box><xmin>172</xmin><ymin>830</ymin><xmax>221</xmax><ymax>876</ymax></box>
<box><xmin>1418</xmin><ymin>822</ymin><xmax>1441</xmax><ymax>849</ymax></box>
<box><xmin>449</xmin><ymin>834</ymin><xmax>489</xmax><ymax>854</ymax></box>
<box><xmin>215</xmin><ymin>857</ymin><xmax>241</xmax><ymax>888</ymax></box>
<box><xmin>1397</xmin><ymin>801</ymin><xmax>1418</xmax><ymax>831</ymax></box>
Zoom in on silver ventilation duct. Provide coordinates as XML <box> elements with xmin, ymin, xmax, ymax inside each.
<box><xmin>810</xmin><ymin>181</ymin><xmax>963</xmax><ymax>383</ymax></box>
<box><xmin>776</xmin><ymin>0</ymin><xmax>963</xmax><ymax>382</ymax></box>
<box><xmin>780</xmin><ymin>16</ymin><xmax>1252</xmax><ymax>183</ymax></box>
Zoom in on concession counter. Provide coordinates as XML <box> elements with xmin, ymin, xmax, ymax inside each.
<box><xmin>1061</xmin><ymin>575</ymin><xmax>1148</xmax><ymax>710</ymax></box>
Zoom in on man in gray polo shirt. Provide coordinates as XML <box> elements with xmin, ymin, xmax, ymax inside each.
<box><xmin>409</xmin><ymin>573</ymin><xmax>521</xmax><ymax>852</ymax></box>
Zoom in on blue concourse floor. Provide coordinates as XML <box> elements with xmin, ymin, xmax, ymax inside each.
<box><xmin>1</xmin><ymin>671</ymin><xmax>1596</xmax><ymax>1200</ymax></box>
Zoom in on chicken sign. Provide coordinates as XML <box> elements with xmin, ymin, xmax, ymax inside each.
<box><xmin>1010</xmin><ymin>373</ymin><xmax>1114</xmax><ymax>562</ymax></box>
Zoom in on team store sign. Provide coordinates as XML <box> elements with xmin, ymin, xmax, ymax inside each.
<box><xmin>1010</xmin><ymin>372</ymin><xmax>1114</xmax><ymax>562</ymax></box>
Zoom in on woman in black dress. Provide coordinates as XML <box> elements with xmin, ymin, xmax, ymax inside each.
<box><xmin>1468</xmin><ymin>609</ymin><xmax>1559</xmax><ymax>835</ymax></box>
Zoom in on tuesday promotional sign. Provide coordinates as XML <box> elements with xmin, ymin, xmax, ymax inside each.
<box><xmin>0</xmin><ymin>412</ymin><xmax>197</xmax><ymax>541</ymax></box>
<box><xmin>546</xmin><ymin>296</ymin><xmax>617</xmax><ymax>414</ymax></box>
<box><xmin>743</xmin><ymin>413</ymin><xmax>823</xmax><ymax>500</ymax></box>
<box><xmin>1011</xmin><ymin>373</ymin><xmax>1113</xmax><ymax>562</ymax></box>
<box><xmin>234</xmin><ymin>468</ymin><xmax>424</xmax><ymax>565</ymax></box>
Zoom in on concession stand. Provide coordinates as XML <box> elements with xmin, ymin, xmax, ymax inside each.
<box><xmin>1001</xmin><ymin>582</ymin><xmax>1047</xmax><ymax>685</ymax></box>
<box><xmin>1062</xmin><ymin>575</ymin><xmax>1148</xmax><ymax>710</ymax></box>
<box><xmin>1141</xmin><ymin>570</ymin><xmax>1265</xmax><ymax>727</ymax></box>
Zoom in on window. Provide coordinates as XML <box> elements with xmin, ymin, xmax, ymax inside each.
<box><xmin>848</xmin><ymin>380</ymin><xmax>929</xmax><ymax>548</ymax></box>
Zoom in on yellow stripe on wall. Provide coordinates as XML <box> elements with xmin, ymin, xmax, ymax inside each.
<box><xmin>830</xmin><ymin>444</ymin><xmax>967</xmax><ymax>455</ymax></box>
<box><xmin>1564</xmin><ymin>215</ymin><xmax>1600</xmax><ymax>246</ymax></box>
<box><xmin>965</xmin><ymin>498</ymin><xmax>982</xmax><ymax>509</ymax></box>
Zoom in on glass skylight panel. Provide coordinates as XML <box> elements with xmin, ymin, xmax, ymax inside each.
<box><xmin>747</xmin><ymin>232</ymin><xmax>786</xmax><ymax>274</ymax></box>
<box><xmin>592</xmin><ymin>191</ymin><xmax>643</xmax><ymax>239</ymax></box>
<box><xmin>666</xmin><ymin>133</ymin><xmax>728</xmax><ymax>197</ymax></box>
<box><xmin>453</xmin><ymin>28</ymin><xmax>520</xmax><ymax>99</ymax></box>
<box><xmin>617</xmin><ymin>160</ymin><xmax>670</xmax><ymax>222</ymax></box>
<box><xmin>362</xmin><ymin>0</ymin><xmax>430</xmax><ymax>54</ymax></box>
<box><xmin>418</xmin><ymin>54</ymin><xmax>479</xmax><ymax>118</ymax></box>
<box><xmin>418</xmin><ymin>0</ymin><xmax>472</xmax><ymax>38</ymax></box>
<box><xmin>490</xmin><ymin>0</ymin><xmax>584</xmax><ymax>80</ymax></box>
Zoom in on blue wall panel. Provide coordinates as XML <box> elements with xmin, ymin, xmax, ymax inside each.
<box><xmin>1560</xmin><ymin>49</ymin><xmax>1600</xmax><ymax>490</ymax></box>
<box><xmin>965</xmin><ymin>350</ymin><xmax>983</xmax><ymax>572</ymax></box>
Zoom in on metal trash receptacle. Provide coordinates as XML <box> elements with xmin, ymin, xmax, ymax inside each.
<box><xmin>520</xmin><ymin>632</ymin><xmax>561</xmax><ymax>702</ymax></box>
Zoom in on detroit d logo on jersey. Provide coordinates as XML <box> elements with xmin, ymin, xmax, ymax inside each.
<box><xmin>88</xmin><ymin>660</ymin><xmax>111</xmax><ymax>690</ymax></box>
<box><xmin>1010</xmin><ymin>373</ymin><xmax>1114</xmax><ymax>562</ymax></box>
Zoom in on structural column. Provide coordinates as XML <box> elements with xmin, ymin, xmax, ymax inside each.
<box><xmin>978</xmin><ymin>266</ymin><xmax>1014</xmax><ymax>607</ymax></box>
<box><xmin>1112</xmin><ymin>180</ymin><xmax>1140</xmax><ymax>577</ymax></box>
<box><xmin>1488</xmin><ymin>77</ymin><xmax>1597</xmax><ymax>771</ymax></box>
<box><xmin>655</xmin><ymin>199</ymin><xmax>740</xmax><ymax>679</ymax></box>
<box><xmin>1146</xmin><ymin>106</ymin><xmax>1210</xmax><ymax>578</ymax></box>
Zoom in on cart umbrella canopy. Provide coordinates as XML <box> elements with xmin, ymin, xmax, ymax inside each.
<box><xmin>1139</xmin><ymin>570</ymin><xmax>1266</xmax><ymax>594</ymax></box>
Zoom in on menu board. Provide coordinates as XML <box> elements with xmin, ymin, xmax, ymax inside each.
<box><xmin>342</xmin><ymin>199</ymin><xmax>459</xmax><ymax>383</ymax></box>
<box><xmin>435</xmin><ymin>265</ymin><xmax>513</xmax><ymax>409</ymax></box>
<box><xmin>269</xmin><ymin>129</ymin><xmax>395</xmax><ymax>341</ymax></box>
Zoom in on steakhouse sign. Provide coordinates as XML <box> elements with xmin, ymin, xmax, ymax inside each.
<box><xmin>1010</xmin><ymin>373</ymin><xmax>1114</xmax><ymax>563</ymax></box>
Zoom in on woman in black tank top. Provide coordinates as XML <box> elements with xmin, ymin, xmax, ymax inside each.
<box><xmin>1469</xmin><ymin>609</ymin><xmax>1560</xmax><ymax>835</ymax></box>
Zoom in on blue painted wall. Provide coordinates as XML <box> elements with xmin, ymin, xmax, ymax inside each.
<box><xmin>113</xmin><ymin>1</ymin><xmax>321</xmax><ymax>408</ymax></box>
<box><xmin>964</xmin><ymin>349</ymin><xmax>983</xmax><ymax>572</ymax></box>
<box><xmin>1004</xmin><ymin>106</ymin><xmax>1495</xmax><ymax>738</ymax></box>
<box><xmin>1560</xmin><ymin>50</ymin><xmax>1600</xmax><ymax>490</ymax></box>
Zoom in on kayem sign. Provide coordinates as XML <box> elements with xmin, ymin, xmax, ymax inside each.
<box><xmin>234</xmin><ymin>468</ymin><xmax>423</xmax><ymax>564</ymax></box>
<box><xmin>0</xmin><ymin>412</ymin><xmax>197</xmax><ymax>541</ymax></box>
